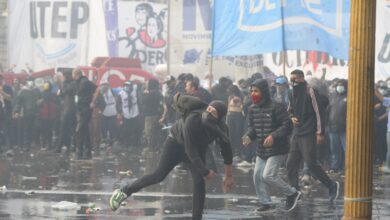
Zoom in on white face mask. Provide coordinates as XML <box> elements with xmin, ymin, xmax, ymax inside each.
<box><xmin>26</xmin><ymin>81</ymin><xmax>34</xmax><ymax>88</ymax></box>
<box><xmin>336</xmin><ymin>86</ymin><xmax>345</xmax><ymax>94</ymax></box>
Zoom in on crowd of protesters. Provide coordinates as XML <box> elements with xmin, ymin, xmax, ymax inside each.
<box><xmin>0</xmin><ymin>68</ymin><xmax>389</xmax><ymax>167</ymax></box>
<box><xmin>1</xmin><ymin>67</ymin><xmax>390</xmax><ymax>214</ymax></box>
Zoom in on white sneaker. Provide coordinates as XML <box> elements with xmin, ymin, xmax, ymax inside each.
<box><xmin>237</xmin><ymin>160</ymin><xmax>252</xmax><ymax>167</ymax></box>
<box><xmin>300</xmin><ymin>174</ymin><xmax>311</xmax><ymax>186</ymax></box>
<box><xmin>233</xmin><ymin>156</ymin><xmax>242</xmax><ymax>164</ymax></box>
<box><xmin>383</xmin><ymin>166</ymin><xmax>390</xmax><ymax>174</ymax></box>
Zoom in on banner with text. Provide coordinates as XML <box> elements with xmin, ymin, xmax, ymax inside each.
<box><xmin>169</xmin><ymin>0</ymin><xmax>264</xmax><ymax>82</ymax></box>
<box><xmin>212</xmin><ymin>0</ymin><xmax>351</xmax><ymax>60</ymax></box>
<box><xmin>376</xmin><ymin>0</ymin><xmax>390</xmax><ymax>81</ymax></box>
<box><xmin>8</xmin><ymin>0</ymin><xmax>108</xmax><ymax>71</ymax></box>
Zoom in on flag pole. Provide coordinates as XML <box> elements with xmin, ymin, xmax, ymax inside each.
<box><xmin>280</xmin><ymin>1</ymin><xmax>286</xmax><ymax>76</ymax></box>
<box><xmin>167</xmin><ymin>0</ymin><xmax>171</xmax><ymax>77</ymax></box>
<box><xmin>209</xmin><ymin>0</ymin><xmax>218</xmax><ymax>92</ymax></box>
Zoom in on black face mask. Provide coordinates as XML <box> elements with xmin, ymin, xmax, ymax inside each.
<box><xmin>201</xmin><ymin>111</ymin><xmax>229</xmax><ymax>143</ymax></box>
<box><xmin>202</xmin><ymin>111</ymin><xmax>218</xmax><ymax>123</ymax></box>
<box><xmin>292</xmin><ymin>80</ymin><xmax>305</xmax><ymax>88</ymax></box>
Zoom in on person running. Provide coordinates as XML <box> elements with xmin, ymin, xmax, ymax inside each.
<box><xmin>109</xmin><ymin>94</ymin><xmax>234</xmax><ymax>220</ymax></box>
<box><xmin>243</xmin><ymin>79</ymin><xmax>301</xmax><ymax>212</ymax></box>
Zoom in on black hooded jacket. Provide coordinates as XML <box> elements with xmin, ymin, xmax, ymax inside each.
<box><xmin>75</xmin><ymin>76</ymin><xmax>97</xmax><ymax>111</ymax></box>
<box><xmin>245</xmin><ymin>79</ymin><xmax>292</xmax><ymax>159</ymax></box>
<box><xmin>60</xmin><ymin>79</ymin><xmax>76</xmax><ymax>115</ymax></box>
<box><xmin>169</xmin><ymin>94</ymin><xmax>233</xmax><ymax>176</ymax></box>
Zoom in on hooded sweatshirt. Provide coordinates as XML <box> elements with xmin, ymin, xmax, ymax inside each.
<box><xmin>169</xmin><ymin>94</ymin><xmax>233</xmax><ymax>176</ymax></box>
<box><xmin>245</xmin><ymin>79</ymin><xmax>292</xmax><ymax>159</ymax></box>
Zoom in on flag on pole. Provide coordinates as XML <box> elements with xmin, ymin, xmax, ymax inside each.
<box><xmin>211</xmin><ymin>0</ymin><xmax>351</xmax><ymax>60</ymax></box>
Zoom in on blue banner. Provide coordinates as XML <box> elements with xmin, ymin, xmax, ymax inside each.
<box><xmin>212</xmin><ymin>0</ymin><xmax>350</xmax><ymax>60</ymax></box>
<box><xmin>103</xmin><ymin>0</ymin><xmax>119</xmax><ymax>57</ymax></box>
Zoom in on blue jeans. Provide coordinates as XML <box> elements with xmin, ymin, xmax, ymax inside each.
<box><xmin>329</xmin><ymin>132</ymin><xmax>346</xmax><ymax>171</ymax></box>
<box><xmin>253</xmin><ymin>155</ymin><xmax>296</xmax><ymax>205</ymax></box>
<box><xmin>386</xmin><ymin>132</ymin><xmax>390</xmax><ymax>169</ymax></box>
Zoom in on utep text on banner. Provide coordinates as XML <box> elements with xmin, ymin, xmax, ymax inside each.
<box><xmin>8</xmin><ymin>0</ymin><xmax>108</xmax><ymax>71</ymax></box>
<box><xmin>212</xmin><ymin>0</ymin><xmax>351</xmax><ymax>60</ymax></box>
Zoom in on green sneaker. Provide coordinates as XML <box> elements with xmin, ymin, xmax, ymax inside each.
<box><xmin>109</xmin><ymin>189</ymin><xmax>127</xmax><ymax>211</ymax></box>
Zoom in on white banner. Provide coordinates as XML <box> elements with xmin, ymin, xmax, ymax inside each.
<box><xmin>117</xmin><ymin>1</ymin><xmax>167</xmax><ymax>74</ymax></box>
<box><xmin>263</xmin><ymin>50</ymin><xmax>348</xmax><ymax>80</ymax></box>
<box><xmin>375</xmin><ymin>0</ymin><xmax>390</xmax><ymax>81</ymax></box>
<box><xmin>169</xmin><ymin>0</ymin><xmax>264</xmax><ymax>82</ymax></box>
<box><xmin>8</xmin><ymin>0</ymin><xmax>108</xmax><ymax>72</ymax></box>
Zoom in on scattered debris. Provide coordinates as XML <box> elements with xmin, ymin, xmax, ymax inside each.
<box><xmin>119</xmin><ymin>170</ymin><xmax>133</xmax><ymax>176</ymax></box>
<box><xmin>0</xmin><ymin>186</ymin><xmax>7</xmax><ymax>194</ymax></box>
<box><xmin>51</xmin><ymin>201</ymin><xmax>79</xmax><ymax>211</ymax></box>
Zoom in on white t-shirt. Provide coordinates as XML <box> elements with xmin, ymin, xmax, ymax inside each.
<box><xmin>103</xmin><ymin>89</ymin><xmax>117</xmax><ymax>117</ymax></box>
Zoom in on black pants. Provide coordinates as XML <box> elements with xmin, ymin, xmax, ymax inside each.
<box><xmin>58</xmin><ymin>112</ymin><xmax>76</xmax><ymax>151</ymax></box>
<box><xmin>121</xmin><ymin>117</ymin><xmax>139</xmax><ymax>148</ymax></box>
<box><xmin>226</xmin><ymin>112</ymin><xmax>245</xmax><ymax>157</ymax></box>
<box><xmin>286</xmin><ymin>134</ymin><xmax>333</xmax><ymax>190</ymax></box>
<box><xmin>76</xmin><ymin>109</ymin><xmax>92</xmax><ymax>158</ymax></box>
<box><xmin>122</xmin><ymin>137</ymin><xmax>206</xmax><ymax>220</ymax></box>
<box><xmin>101</xmin><ymin>115</ymin><xmax>117</xmax><ymax>143</ymax></box>
<box><xmin>0</xmin><ymin>116</ymin><xmax>12</xmax><ymax>149</ymax></box>
<box><xmin>22</xmin><ymin>116</ymin><xmax>35</xmax><ymax>150</ymax></box>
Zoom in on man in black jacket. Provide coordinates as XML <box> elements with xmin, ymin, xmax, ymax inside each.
<box><xmin>243</xmin><ymin>79</ymin><xmax>300</xmax><ymax>212</ymax></box>
<box><xmin>0</xmin><ymin>74</ymin><xmax>13</xmax><ymax>152</ymax></box>
<box><xmin>328</xmin><ymin>79</ymin><xmax>347</xmax><ymax>172</ymax></box>
<box><xmin>56</xmin><ymin>70</ymin><xmax>77</xmax><ymax>153</ymax></box>
<box><xmin>287</xmin><ymin>69</ymin><xmax>339</xmax><ymax>202</ymax></box>
<box><xmin>110</xmin><ymin>94</ymin><xmax>234</xmax><ymax>220</ymax></box>
<box><xmin>72</xmin><ymin>68</ymin><xmax>97</xmax><ymax>160</ymax></box>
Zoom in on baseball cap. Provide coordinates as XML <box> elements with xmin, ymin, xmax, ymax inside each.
<box><xmin>275</xmin><ymin>76</ymin><xmax>288</xmax><ymax>85</ymax></box>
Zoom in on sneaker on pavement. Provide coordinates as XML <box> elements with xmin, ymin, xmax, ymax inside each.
<box><xmin>109</xmin><ymin>189</ymin><xmax>128</xmax><ymax>211</ymax></box>
<box><xmin>329</xmin><ymin>181</ymin><xmax>340</xmax><ymax>202</ymax></box>
<box><xmin>256</xmin><ymin>204</ymin><xmax>275</xmax><ymax>212</ymax></box>
<box><xmin>300</xmin><ymin>174</ymin><xmax>311</xmax><ymax>186</ymax></box>
<box><xmin>232</xmin><ymin>156</ymin><xmax>242</xmax><ymax>164</ymax></box>
<box><xmin>285</xmin><ymin>191</ymin><xmax>302</xmax><ymax>211</ymax></box>
<box><xmin>383</xmin><ymin>166</ymin><xmax>390</xmax><ymax>174</ymax></box>
<box><xmin>237</xmin><ymin>160</ymin><xmax>253</xmax><ymax>167</ymax></box>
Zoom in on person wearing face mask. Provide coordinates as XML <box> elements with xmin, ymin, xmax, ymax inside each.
<box><xmin>117</xmin><ymin>81</ymin><xmax>139</xmax><ymax>149</ymax></box>
<box><xmin>95</xmin><ymin>80</ymin><xmax>119</xmax><ymax>148</ymax></box>
<box><xmin>242</xmin><ymin>79</ymin><xmax>300</xmax><ymax>212</ymax></box>
<box><xmin>56</xmin><ymin>70</ymin><xmax>77</xmax><ymax>154</ymax></box>
<box><xmin>273</xmin><ymin>76</ymin><xmax>290</xmax><ymax>107</ymax></box>
<box><xmin>0</xmin><ymin>74</ymin><xmax>13</xmax><ymax>152</ymax></box>
<box><xmin>286</xmin><ymin>69</ymin><xmax>340</xmax><ymax>203</ymax></box>
<box><xmin>374</xmin><ymin>86</ymin><xmax>390</xmax><ymax>174</ymax></box>
<box><xmin>72</xmin><ymin>68</ymin><xmax>97</xmax><ymax>160</ymax></box>
<box><xmin>110</xmin><ymin>94</ymin><xmax>234</xmax><ymax>220</ymax></box>
<box><xmin>37</xmin><ymin>82</ymin><xmax>58</xmax><ymax>150</ymax></box>
<box><xmin>159</xmin><ymin>75</ymin><xmax>178</xmax><ymax>126</ymax></box>
<box><xmin>13</xmin><ymin>77</ymin><xmax>41</xmax><ymax>151</ymax></box>
<box><xmin>377</xmin><ymin>80</ymin><xmax>388</xmax><ymax>96</ymax></box>
<box><xmin>327</xmin><ymin>79</ymin><xmax>347</xmax><ymax>173</ymax></box>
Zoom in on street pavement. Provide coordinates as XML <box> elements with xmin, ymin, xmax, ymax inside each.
<box><xmin>0</xmin><ymin>146</ymin><xmax>389</xmax><ymax>219</ymax></box>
